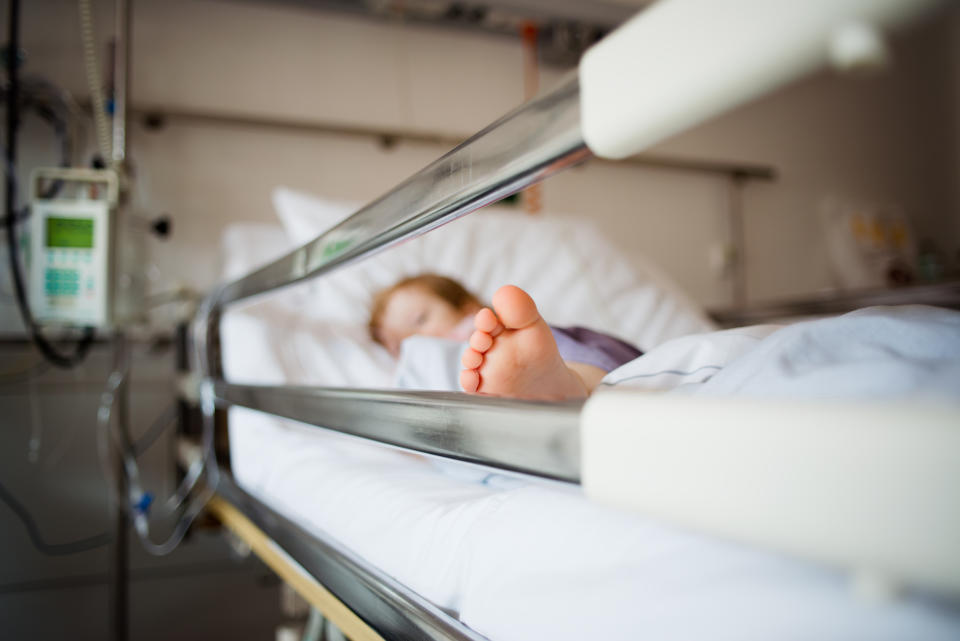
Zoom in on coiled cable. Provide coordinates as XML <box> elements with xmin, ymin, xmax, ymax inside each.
<box><xmin>77</xmin><ymin>0</ymin><xmax>111</xmax><ymax>162</ymax></box>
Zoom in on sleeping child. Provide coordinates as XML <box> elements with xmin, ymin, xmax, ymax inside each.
<box><xmin>368</xmin><ymin>274</ymin><xmax>641</xmax><ymax>400</ymax></box>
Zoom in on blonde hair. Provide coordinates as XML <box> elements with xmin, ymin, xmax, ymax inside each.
<box><xmin>369</xmin><ymin>273</ymin><xmax>481</xmax><ymax>345</ymax></box>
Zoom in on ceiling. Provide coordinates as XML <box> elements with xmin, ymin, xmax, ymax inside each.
<box><xmin>232</xmin><ymin>0</ymin><xmax>657</xmax><ymax>65</ymax></box>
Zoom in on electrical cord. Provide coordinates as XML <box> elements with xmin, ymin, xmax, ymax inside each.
<box><xmin>1</xmin><ymin>77</ymin><xmax>76</xmax><ymax>163</ymax></box>
<box><xmin>1</xmin><ymin>74</ymin><xmax>77</xmax><ymax>226</ymax></box>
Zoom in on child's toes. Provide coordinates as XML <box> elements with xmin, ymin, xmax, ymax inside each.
<box><xmin>460</xmin><ymin>368</ymin><xmax>480</xmax><ymax>392</ymax></box>
<box><xmin>461</xmin><ymin>348</ymin><xmax>483</xmax><ymax>369</ymax></box>
<box><xmin>474</xmin><ymin>308</ymin><xmax>503</xmax><ymax>337</ymax></box>
<box><xmin>469</xmin><ymin>330</ymin><xmax>493</xmax><ymax>353</ymax></box>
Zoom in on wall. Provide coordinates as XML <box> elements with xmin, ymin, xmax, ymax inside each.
<box><xmin>2</xmin><ymin>0</ymin><xmax>956</xmax><ymax>314</ymax></box>
<box><xmin>545</xmin><ymin>5</ymin><xmax>960</xmax><ymax>303</ymax></box>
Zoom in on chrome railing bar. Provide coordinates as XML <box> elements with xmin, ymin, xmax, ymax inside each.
<box><xmin>215</xmin><ymin>382</ymin><xmax>583</xmax><ymax>483</ymax></box>
<box><xmin>216</xmin><ymin>74</ymin><xmax>588</xmax><ymax>307</ymax></box>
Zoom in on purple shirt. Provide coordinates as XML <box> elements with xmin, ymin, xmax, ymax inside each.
<box><xmin>550</xmin><ymin>326</ymin><xmax>642</xmax><ymax>372</ymax></box>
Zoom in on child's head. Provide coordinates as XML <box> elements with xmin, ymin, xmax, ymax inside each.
<box><xmin>369</xmin><ymin>274</ymin><xmax>482</xmax><ymax>355</ymax></box>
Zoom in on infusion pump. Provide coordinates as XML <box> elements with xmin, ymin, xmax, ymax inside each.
<box><xmin>29</xmin><ymin>168</ymin><xmax>118</xmax><ymax>328</ymax></box>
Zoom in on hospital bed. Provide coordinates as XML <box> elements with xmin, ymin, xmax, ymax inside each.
<box><xmin>182</xmin><ymin>1</ymin><xmax>960</xmax><ymax>639</ymax></box>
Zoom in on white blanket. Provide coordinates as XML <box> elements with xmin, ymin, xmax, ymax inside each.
<box><xmin>675</xmin><ymin>305</ymin><xmax>960</xmax><ymax>400</ymax></box>
<box><xmin>394</xmin><ymin>305</ymin><xmax>960</xmax><ymax>401</ymax></box>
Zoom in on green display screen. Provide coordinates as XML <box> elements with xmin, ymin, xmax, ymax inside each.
<box><xmin>46</xmin><ymin>217</ymin><xmax>94</xmax><ymax>249</ymax></box>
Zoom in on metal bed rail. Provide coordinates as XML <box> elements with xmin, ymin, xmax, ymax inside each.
<box><xmin>216</xmin><ymin>383</ymin><xmax>583</xmax><ymax>482</ymax></box>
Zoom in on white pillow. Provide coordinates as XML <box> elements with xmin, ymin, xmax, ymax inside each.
<box><xmin>222</xmin><ymin>187</ymin><xmax>714</xmax><ymax>388</ymax></box>
<box><xmin>272</xmin><ymin>188</ymin><xmax>360</xmax><ymax>251</ymax></box>
<box><xmin>219</xmin><ymin>223</ymin><xmax>292</xmax><ymax>281</ymax></box>
<box><xmin>272</xmin><ymin>187</ymin><xmax>714</xmax><ymax>353</ymax></box>
<box><xmin>220</xmin><ymin>219</ymin><xmax>396</xmax><ymax>388</ymax></box>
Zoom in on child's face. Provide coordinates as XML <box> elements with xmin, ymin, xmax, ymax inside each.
<box><xmin>377</xmin><ymin>285</ymin><xmax>472</xmax><ymax>356</ymax></box>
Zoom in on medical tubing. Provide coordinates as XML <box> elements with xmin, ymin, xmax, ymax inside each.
<box><xmin>97</xmin><ymin>369</ymin><xmax>144</xmax><ymax>506</ymax></box>
<box><xmin>158</xmin><ymin>286</ymin><xmax>226</xmax><ymax>514</ymax></box>
<box><xmin>129</xmin><ymin>380</ymin><xmax>219</xmax><ymax>556</ymax></box>
<box><xmin>134</xmin><ymin>291</ymin><xmax>226</xmax><ymax>552</ymax></box>
<box><xmin>0</xmin><ymin>477</ymin><xmax>112</xmax><ymax>556</ymax></box>
<box><xmin>92</xmin><ymin>270</ymin><xmax>225</xmax><ymax>557</ymax></box>
<box><xmin>131</xmin><ymin>402</ymin><xmax>177</xmax><ymax>457</ymax></box>
<box><xmin>97</xmin><ymin>366</ymin><xmax>181</xmax><ymax>517</ymax></box>
<box><xmin>95</xmin><ymin>350</ymin><xmax>220</xmax><ymax>556</ymax></box>
<box><xmin>163</xmin><ymin>455</ymin><xmax>204</xmax><ymax>513</ymax></box>
<box><xmin>77</xmin><ymin>0</ymin><xmax>112</xmax><ymax>162</ymax></box>
<box><xmin>134</xmin><ymin>382</ymin><xmax>220</xmax><ymax>556</ymax></box>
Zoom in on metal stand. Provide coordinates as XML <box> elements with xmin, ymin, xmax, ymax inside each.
<box><xmin>109</xmin><ymin>1</ymin><xmax>131</xmax><ymax>635</ymax></box>
<box><xmin>109</xmin><ymin>333</ymin><xmax>130</xmax><ymax>641</ymax></box>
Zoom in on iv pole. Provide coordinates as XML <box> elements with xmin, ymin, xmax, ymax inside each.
<box><xmin>108</xmin><ymin>0</ymin><xmax>131</xmax><ymax>640</ymax></box>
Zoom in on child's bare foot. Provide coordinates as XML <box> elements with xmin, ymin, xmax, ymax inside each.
<box><xmin>459</xmin><ymin>285</ymin><xmax>589</xmax><ymax>400</ymax></box>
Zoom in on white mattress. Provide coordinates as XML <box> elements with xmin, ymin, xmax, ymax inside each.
<box><xmin>230</xmin><ymin>408</ymin><xmax>960</xmax><ymax>641</ymax></box>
